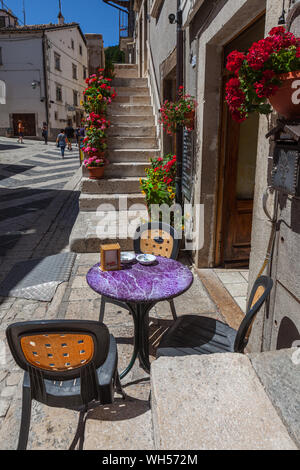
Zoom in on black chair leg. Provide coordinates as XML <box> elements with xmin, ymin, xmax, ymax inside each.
<box><xmin>17</xmin><ymin>384</ymin><xmax>32</xmax><ymax>450</ymax></box>
<box><xmin>99</xmin><ymin>297</ymin><xmax>106</xmax><ymax>323</ymax></box>
<box><xmin>115</xmin><ymin>371</ymin><xmax>126</xmax><ymax>400</ymax></box>
<box><xmin>169</xmin><ymin>299</ymin><xmax>177</xmax><ymax>321</ymax></box>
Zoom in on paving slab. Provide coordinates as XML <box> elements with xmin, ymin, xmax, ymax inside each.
<box><xmin>249</xmin><ymin>348</ymin><xmax>300</xmax><ymax>448</ymax></box>
<box><xmin>151</xmin><ymin>353</ymin><xmax>297</xmax><ymax>450</ymax></box>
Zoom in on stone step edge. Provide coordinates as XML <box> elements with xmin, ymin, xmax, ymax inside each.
<box><xmin>109</xmin><ymin>124</ymin><xmax>155</xmax><ymax>128</ymax></box>
<box><xmin>79</xmin><ymin>193</ymin><xmax>145</xmax><ymax>199</ymax></box>
<box><xmin>82</xmin><ymin>176</ymin><xmax>141</xmax><ymax>182</ymax></box>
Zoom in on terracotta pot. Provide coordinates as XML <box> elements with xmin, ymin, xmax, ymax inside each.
<box><xmin>87</xmin><ymin>166</ymin><xmax>105</xmax><ymax>179</ymax></box>
<box><xmin>184</xmin><ymin>110</ymin><xmax>195</xmax><ymax>129</ymax></box>
<box><xmin>269</xmin><ymin>71</ymin><xmax>300</xmax><ymax>120</ymax></box>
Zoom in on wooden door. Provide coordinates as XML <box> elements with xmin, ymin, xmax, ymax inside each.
<box><xmin>221</xmin><ymin>108</ymin><xmax>257</xmax><ymax>266</ymax></box>
<box><xmin>12</xmin><ymin>113</ymin><xmax>36</xmax><ymax>137</ymax></box>
<box><xmin>216</xmin><ymin>15</ymin><xmax>265</xmax><ymax>267</ymax></box>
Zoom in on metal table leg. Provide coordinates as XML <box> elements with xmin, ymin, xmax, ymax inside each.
<box><xmin>119</xmin><ymin>302</ymin><xmax>154</xmax><ymax>380</ymax></box>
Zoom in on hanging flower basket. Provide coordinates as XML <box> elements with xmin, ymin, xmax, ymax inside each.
<box><xmin>225</xmin><ymin>27</ymin><xmax>300</xmax><ymax>122</ymax></box>
<box><xmin>268</xmin><ymin>70</ymin><xmax>300</xmax><ymax>119</ymax></box>
<box><xmin>159</xmin><ymin>87</ymin><xmax>197</xmax><ymax>135</ymax></box>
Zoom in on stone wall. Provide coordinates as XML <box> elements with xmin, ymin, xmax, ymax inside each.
<box><xmin>248</xmin><ymin>0</ymin><xmax>300</xmax><ymax>353</ymax></box>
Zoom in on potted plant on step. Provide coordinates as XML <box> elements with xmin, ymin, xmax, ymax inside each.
<box><xmin>84</xmin><ymin>155</ymin><xmax>106</xmax><ymax>179</ymax></box>
<box><xmin>81</xmin><ymin>69</ymin><xmax>117</xmax><ymax>174</ymax></box>
<box><xmin>140</xmin><ymin>154</ymin><xmax>176</xmax><ymax>207</ymax></box>
<box><xmin>225</xmin><ymin>26</ymin><xmax>300</xmax><ymax>122</ymax></box>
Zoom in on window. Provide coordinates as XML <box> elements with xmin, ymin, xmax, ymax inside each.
<box><xmin>79</xmin><ymin>45</ymin><xmax>82</xmax><ymax>55</ymax></box>
<box><xmin>71</xmin><ymin>39</ymin><xmax>74</xmax><ymax>49</ymax></box>
<box><xmin>0</xmin><ymin>17</ymin><xmax>5</xmax><ymax>28</ymax></box>
<box><xmin>72</xmin><ymin>64</ymin><xmax>77</xmax><ymax>80</ymax></box>
<box><xmin>0</xmin><ymin>47</ymin><xmax>2</xmax><ymax>65</ymax></box>
<box><xmin>54</xmin><ymin>52</ymin><xmax>61</xmax><ymax>71</ymax></box>
<box><xmin>54</xmin><ymin>111</ymin><xmax>58</xmax><ymax>120</ymax></box>
<box><xmin>73</xmin><ymin>90</ymin><xmax>78</xmax><ymax>106</ymax></box>
<box><xmin>83</xmin><ymin>66</ymin><xmax>87</xmax><ymax>80</ymax></box>
<box><xmin>56</xmin><ymin>85</ymin><xmax>62</xmax><ymax>102</ymax></box>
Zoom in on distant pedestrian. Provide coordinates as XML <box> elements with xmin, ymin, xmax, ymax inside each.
<box><xmin>56</xmin><ymin>129</ymin><xmax>69</xmax><ymax>158</ymax></box>
<box><xmin>80</xmin><ymin>125</ymin><xmax>85</xmax><ymax>138</ymax></box>
<box><xmin>42</xmin><ymin>122</ymin><xmax>48</xmax><ymax>145</ymax></box>
<box><xmin>17</xmin><ymin>120</ymin><xmax>24</xmax><ymax>144</ymax></box>
<box><xmin>75</xmin><ymin>127</ymin><xmax>80</xmax><ymax>147</ymax></box>
<box><xmin>65</xmin><ymin>124</ymin><xmax>74</xmax><ymax>151</ymax></box>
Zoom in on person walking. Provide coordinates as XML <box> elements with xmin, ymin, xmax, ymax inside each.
<box><xmin>17</xmin><ymin>120</ymin><xmax>24</xmax><ymax>144</ymax></box>
<box><xmin>42</xmin><ymin>122</ymin><xmax>48</xmax><ymax>145</ymax></box>
<box><xmin>75</xmin><ymin>127</ymin><xmax>80</xmax><ymax>147</ymax></box>
<box><xmin>56</xmin><ymin>129</ymin><xmax>68</xmax><ymax>159</ymax></box>
<box><xmin>65</xmin><ymin>124</ymin><xmax>74</xmax><ymax>151</ymax></box>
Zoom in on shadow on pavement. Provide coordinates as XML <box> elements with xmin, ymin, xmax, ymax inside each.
<box><xmin>0</xmin><ymin>163</ymin><xmax>34</xmax><ymax>182</ymax></box>
<box><xmin>0</xmin><ymin>186</ymin><xmax>80</xmax><ymax>303</ymax></box>
<box><xmin>0</xmin><ymin>143</ymin><xmax>26</xmax><ymax>151</ymax></box>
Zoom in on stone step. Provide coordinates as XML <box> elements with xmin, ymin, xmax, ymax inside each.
<box><xmin>81</xmin><ymin>176</ymin><xmax>141</xmax><ymax>194</ymax></box>
<box><xmin>82</xmin><ymin>161</ymin><xmax>150</xmax><ymax>178</ymax></box>
<box><xmin>115</xmin><ymin>95</ymin><xmax>151</xmax><ymax>105</ymax></box>
<box><xmin>70</xmin><ymin>210</ymin><xmax>149</xmax><ymax>253</ymax></box>
<box><xmin>112</xmin><ymin>77</ymin><xmax>148</xmax><ymax>88</ymax></box>
<box><xmin>110</xmin><ymin>115</ymin><xmax>155</xmax><ymax>126</ymax></box>
<box><xmin>115</xmin><ymin>86</ymin><xmax>149</xmax><ymax>97</ymax></box>
<box><xmin>109</xmin><ymin>104</ymin><xmax>154</xmax><ymax>116</ymax></box>
<box><xmin>107</xmin><ymin>125</ymin><xmax>156</xmax><ymax>137</ymax></box>
<box><xmin>79</xmin><ymin>193</ymin><xmax>147</xmax><ymax>211</ymax></box>
<box><xmin>151</xmin><ymin>353</ymin><xmax>297</xmax><ymax>450</ymax></box>
<box><xmin>108</xmin><ymin>149</ymin><xmax>159</xmax><ymax>163</ymax></box>
<box><xmin>107</xmin><ymin>136</ymin><xmax>157</xmax><ymax>149</ymax></box>
<box><xmin>113</xmin><ymin>64</ymin><xmax>139</xmax><ymax>78</ymax></box>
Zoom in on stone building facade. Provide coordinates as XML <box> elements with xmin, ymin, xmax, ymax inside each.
<box><xmin>0</xmin><ymin>10</ymin><xmax>88</xmax><ymax>139</ymax></box>
<box><xmin>133</xmin><ymin>0</ymin><xmax>300</xmax><ymax>352</ymax></box>
<box><xmin>85</xmin><ymin>33</ymin><xmax>105</xmax><ymax>75</ymax></box>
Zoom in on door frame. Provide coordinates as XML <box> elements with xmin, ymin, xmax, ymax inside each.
<box><xmin>214</xmin><ymin>13</ymin><xmax>266</xmax><ymax>267</ymax></box>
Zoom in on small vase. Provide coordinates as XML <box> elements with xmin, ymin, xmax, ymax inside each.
<box><xmin>269</xmin><ymin>71</ymin><xmax>300</xmax><ymax>120</ymax></box>
<box><xmin>87</xmin><ymin>166</ymin><xmax>105</xmax><ymax>179</ymax></box>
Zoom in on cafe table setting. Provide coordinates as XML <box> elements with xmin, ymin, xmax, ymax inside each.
<box><xmin>86</xmin><ymin>246</ymin><xmax>194</xmax><ymax>379</ymax></box>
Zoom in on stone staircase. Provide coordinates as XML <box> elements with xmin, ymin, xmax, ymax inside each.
<box><xmin>70</xmin><ymin>64</ymin><xmax>159</xmax><ymax>252</ymax></box>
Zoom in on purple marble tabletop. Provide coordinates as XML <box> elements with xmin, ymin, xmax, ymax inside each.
<box><xmin>86</xmin><ymin>256</ymin><xmax>193</xmax><ymax>303</ymax></box>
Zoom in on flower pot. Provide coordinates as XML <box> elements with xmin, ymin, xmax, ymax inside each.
<box><xmin>269</xmin><ymin>71</ymin><xmax>300</xmax><ymax>120</ymax></box>
<box><xmin>184</xmin><ymin>110</ymin><xmax>195</xmax><ymax>129</ymax></box>
<box><xmin>87</xmin><ymin>166</ymin><xmax>105</xmax><ymax>179</ymax></box>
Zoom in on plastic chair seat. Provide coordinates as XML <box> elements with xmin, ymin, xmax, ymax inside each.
<box><xmin>156</xmin><ymin>315</ymin><xmax>237</xmax><ymax>358</ymax></box>
<box><xmin>22</xmin><ymin>334</ymin><xmax>118</xmax><ymax>409</ymax></box>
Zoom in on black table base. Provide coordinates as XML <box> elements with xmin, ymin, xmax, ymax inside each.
<box><xmin>120</xmin><ymin>301</ymin><xmax>156</xmax><ymax>379</ymax></box>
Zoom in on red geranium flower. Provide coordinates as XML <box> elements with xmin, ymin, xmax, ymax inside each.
<box><xmin>226</xmin><ymin>50</ymin><xmax>246</xmax><ymax>73</ymax></box>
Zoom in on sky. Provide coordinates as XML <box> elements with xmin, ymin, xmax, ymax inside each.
<box><xmin>2</xmin><ymin>0</ymin><xmax>120</xmax><ymax>47</ymax></box>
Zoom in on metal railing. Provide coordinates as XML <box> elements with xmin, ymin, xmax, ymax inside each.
<box><xmin>102</xmin><ymin>0</ymin><xmax>135</xmax><ymax>38</ymax></box>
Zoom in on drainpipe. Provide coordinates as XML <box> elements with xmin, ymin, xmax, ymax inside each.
<box><xmin>42</xmin><ymin>32</ymin><xmax>49</xmax><ymax>131</ymax></box>
<box><xmin>175</xmin><ymin>0</ymin><xmax>184</xmax><ymax>206</ymax></box>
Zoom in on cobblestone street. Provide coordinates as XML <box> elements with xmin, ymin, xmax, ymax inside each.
<box><xmin>0</xmin><ymin>137</ymin><xmax>82</xmax><ymax>439</ymax></box>
<box><xmin>0</xmin><ymin>139</ymin><xmax>238</xmax><ymax>449</ymax></box>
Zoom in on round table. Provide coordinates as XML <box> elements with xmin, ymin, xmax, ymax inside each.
<box><xmin>86</xmin><ymin>256</ymin><xmax>193</xmax><ymax>378</ymax></box>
